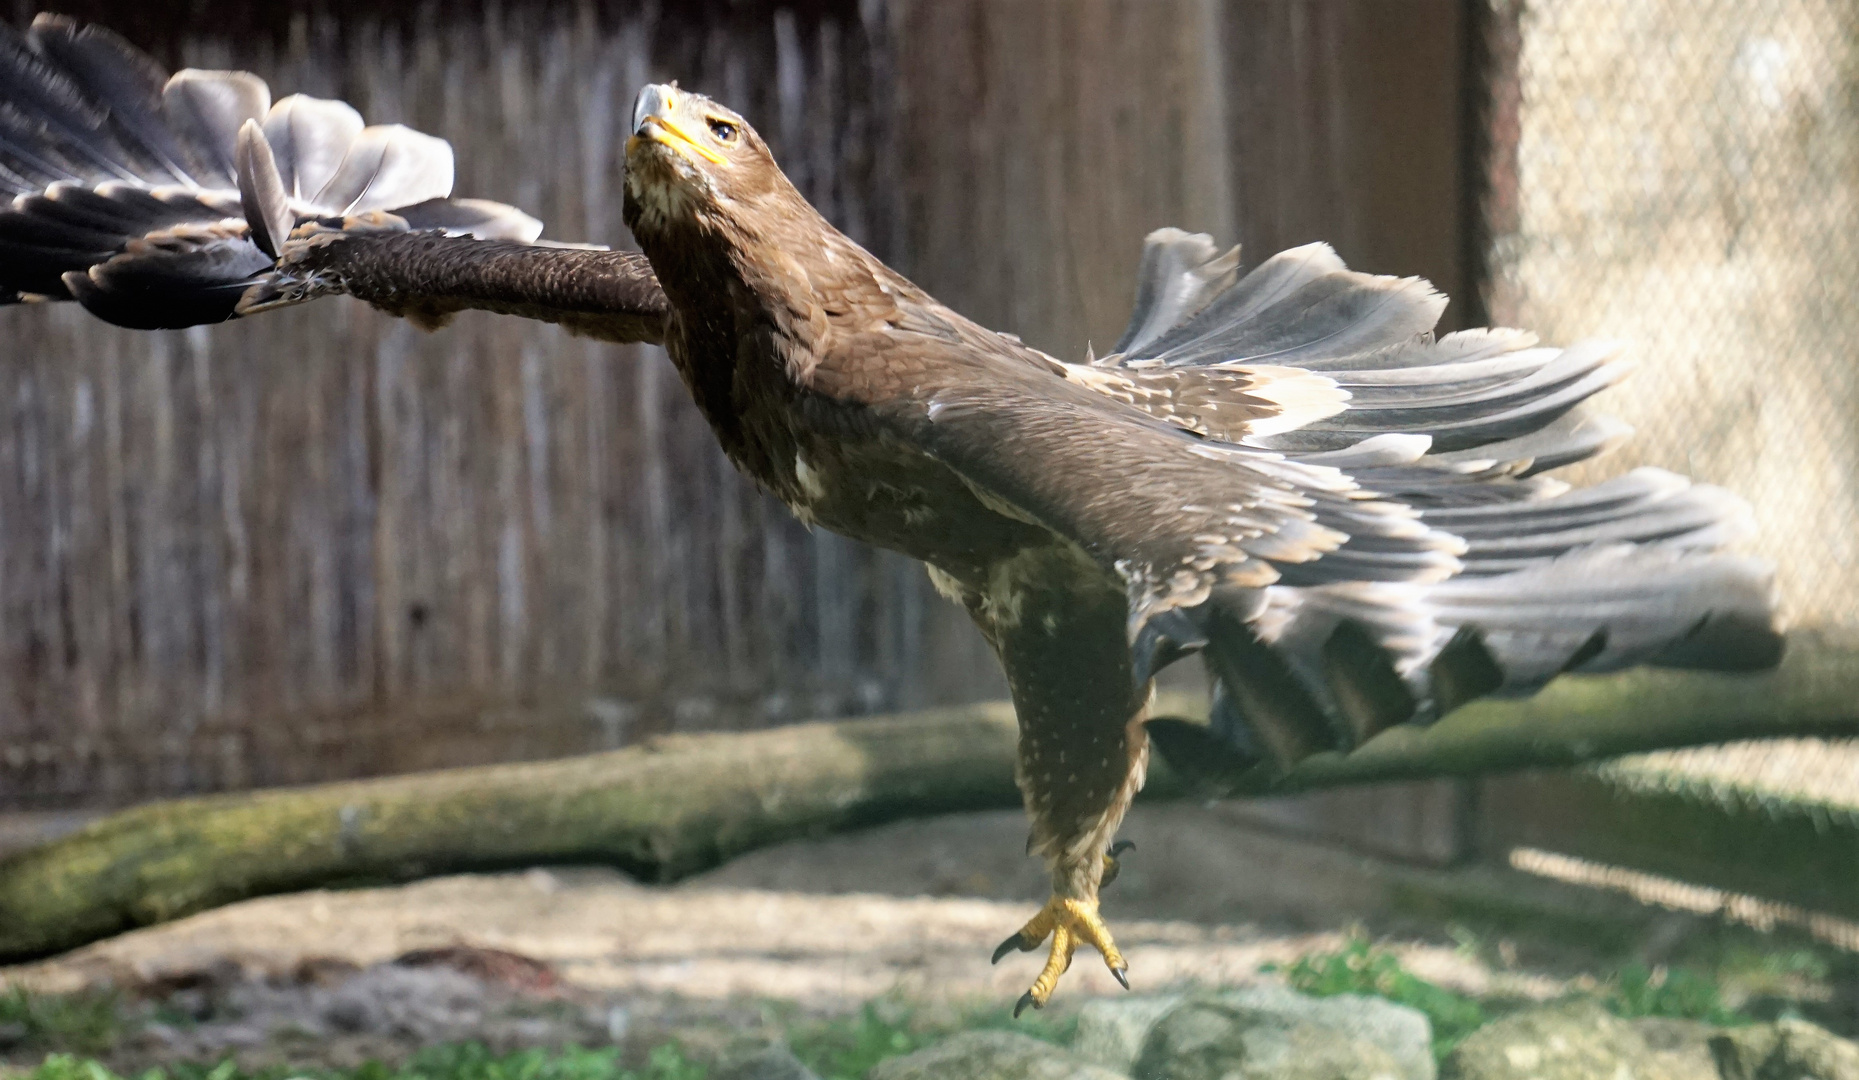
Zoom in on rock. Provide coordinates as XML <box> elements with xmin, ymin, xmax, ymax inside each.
<box><xmin>1073</xmin><ymin>995</ymin><xmax>1186</xmax><ymax>1072</ymax></box>
<box><xmin>1212</xmin><ymin>988</ymin><xmax>1433</xmax><ymax>1080</ymax></box>
<box><xmin>1132</xmin><ymin>996</ymin><xmax>1408</xmax><ymax>1080</ymax></box>
<box><xmin>1710</xmin><ymin>1017</ymin><xmax>1859</xmax><ymax>1080</ymax></box>
<box><xmin>310</xmin><ymin>965</ymin><xmax>489</xmax><ymax>1039</ymax></box>
<box><xmin>0</xmin><ymin>1020</ymin><xmax>27</xmax><ymax>1049</ymax></box>
<box><xmin>1074</xmin><ymin>989</ymin><xmax>1432</xmax><ymax>1080</ymax></box>
<box><xmin>868</xmin><ymin>1030</ymin><xmax>1127</xmax><ymax>1080</ymax></box>
<box><xmin>1632</xmin><ymin>1017</ymin><xmax>1722</xmax><ymax>1078</ymax></box>
<box><xmin>713</xmin><ymin>1043</ymin><xmax>824</xmax><ymax>1080</ymax></box>
<box><xmin>1442</xmin><ymin>1000</ymin><xmax>1696</xmax><ymax>1080</ymax></box>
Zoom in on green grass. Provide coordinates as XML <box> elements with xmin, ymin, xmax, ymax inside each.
<box><xmin>0</xmin><ymin>988</ymin><xmax>123</xmax><ymax>1056</ymax></box>
<box><xmin>1603</xmin><ymin>962</ymin><xmax>1748</xmax><ymax>1027</ymax></box>
<box><xmin>1274</xmin><ymin>932</ymin><xmax>1490</xmax><ymax>1057</ymax></box>
<box><xmin>1274</xmin><ymin>930</ymin><xmax>1757</xmax><ymax>1061</ymax></box>
<box><xmin>0</xmin><ymin>990</ymin><xmax>1078</xmax><ymax>1080</ymax></box>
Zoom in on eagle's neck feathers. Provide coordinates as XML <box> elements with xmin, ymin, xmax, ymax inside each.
<box><xmin>623</xmin><ymin>169</ymin><xmax>918</xmax><ymax>507</ymax></box>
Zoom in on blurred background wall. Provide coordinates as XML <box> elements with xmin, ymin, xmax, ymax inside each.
<box><xmin>0</xmin><ymin>0</ymin><xmax>1853</xmax><ymax>919</ymax></box>
<box><xmin>0</xmin><ymin>0</ymin><xmax>1468</xmax><ymax>812</ymax></box>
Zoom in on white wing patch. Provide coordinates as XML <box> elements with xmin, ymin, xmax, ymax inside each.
<box><xmin>1054</xmin><ymin>360</ymin><xmax>1349</xmax><ymax>443</ymax></box>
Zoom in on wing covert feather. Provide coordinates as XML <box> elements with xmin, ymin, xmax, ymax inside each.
<box><xmin>859</xmin><ymin>330</ymin><xmax>1463</xmax><ymax>625</ymax></box>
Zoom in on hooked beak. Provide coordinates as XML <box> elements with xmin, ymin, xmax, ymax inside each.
<box><xmin>629</xmin><ymin>84</ymin><xmax>726</xmax><ymax>165</ymax></box>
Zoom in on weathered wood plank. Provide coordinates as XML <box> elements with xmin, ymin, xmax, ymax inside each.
<box><xmin>0</xmin><ymin>2</ymin><xmax>1002</xmax><ymax>810</ymax></box>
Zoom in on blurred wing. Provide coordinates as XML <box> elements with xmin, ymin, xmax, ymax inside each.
<box><xmin>1084</xmin><ymin>229</ymin><xmax>1634</xmax><ymax>468</ymax></box>
<box><xmin>1072</xmin><ymin>229</ymin><xmax>1782</xmax><ymax>775</ymax></box>
<box><xmin>0</xmin><ymin>13</ymin><xmax>654</xmax><ymax>336</ymax></box>
<box><xmin>921</xmin><ymin>229</ymin><xmax>1781</xmax><ymax>777</ymax></box>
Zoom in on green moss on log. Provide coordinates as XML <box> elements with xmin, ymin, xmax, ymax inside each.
<box><xmin>5</xmin><ymin>630</ymin><xmax>1859</xmax><ymax>962</ymax></box>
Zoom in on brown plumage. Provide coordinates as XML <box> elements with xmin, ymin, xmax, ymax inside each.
<box><xmin>0</xmin><ymin>22</ymin><xmax>1785</xmax><ymax>1013</ymax></box>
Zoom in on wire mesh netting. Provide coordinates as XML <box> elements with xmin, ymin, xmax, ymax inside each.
<box><xmin>1486</xmin><ymin>0</ymin><xmax>1859</xmax><ymax>803</ymax></box>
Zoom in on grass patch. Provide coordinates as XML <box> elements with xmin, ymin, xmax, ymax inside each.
<box><xmin>0</xmin><ymin>988</ymin><xmax>123</xmax><ymax>1056</ymax></box>
<box><xmin>1602</xmin><ymin>962</ymin><xmax>1748</xmax><ymax>1027</ymax></box>
<box><xmin>1275</xmin><ymin>930</ymin><xmax>1759</xmax><ymax>1061</ymax></box>
<box><xmin>1274</xmin><ymin>932</ymin><xmax>1489</xmax><ymax>1057</ymax></box>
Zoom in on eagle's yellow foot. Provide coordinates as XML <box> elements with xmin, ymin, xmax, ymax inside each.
<box><xmin>991</xmin><ymin>894</ymin><xmax>1128</xmax><ymax>1017</ymax></box>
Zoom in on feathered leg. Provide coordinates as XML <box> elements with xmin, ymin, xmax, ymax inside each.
<box><xmin>968</xmin><ymin>549</ymin><xmax>1150</xmax><ymax>1014</ymax></box>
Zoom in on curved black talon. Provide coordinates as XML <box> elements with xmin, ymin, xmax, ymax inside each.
<box><xmin>992</xmin><ymin>932</ymin><xmax>1034</xmax><ymax>964</ymax></box>
<box><xmin>1013</xmin><ymin>991</ymin><xmax>1041</xmax><ymax>1019</ymax></box>
<box><xmin>1111</xmin><ymin>966</ymin><xmax>1130</xmax><ymax>990</ymax></box>
<box><xmin>1102</xmin><ymin>839</ymin><xmax>1137</xmax><ymax>889</ymax></box>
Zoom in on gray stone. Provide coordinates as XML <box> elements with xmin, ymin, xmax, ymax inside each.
<box><xmin>1710</xmin><ymin>1017</ymin><xmax>1859</xmax><ymax>1080</ymax></box>
<box><xmin>1133</xmin><ymin>996</ymin><xmax>1407</xmax><ymax>1080</ymax></box>
<box><xmin>1073</xmin><ymin>995</ymin><xmax>1186</xmax><ymax>1072</ymax></box>
<box><xmin>1442</xmin><ymin>1000</ymin><xmax>1695</xmax><ymax>1080</ymax></box>
<box><xmin>1211</xmin><ymin>987</ymin><xmax>1434</xmax><ymax>1080</ymax></box>
<box><xmin>868</xmin><ymin>1030</ymin><xmax>1127</xmax><ymax>1080</ymax></box>
<box><xmin>1075</xmin><ymin>989</ymin><xmax>1432</xmax><ymax>1080</ymax></box>
<box><xmin>1632</xmin><ymin>1017</ymin><xmax>1722</xmax><ymax>1078</ymax></box>
<box><xmin>712</xmin><ymin>1043</ymin><xmax>823</xmax><ymax>1080</ymax></box>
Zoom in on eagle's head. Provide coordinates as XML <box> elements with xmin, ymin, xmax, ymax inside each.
<box><xmin>622</xmin><ymin>83</ymin><xmax>784</xmax><ymax>240</ymax></box>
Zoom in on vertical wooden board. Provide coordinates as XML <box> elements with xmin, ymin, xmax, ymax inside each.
<box><xmin>1225</xmin><ymin>0</ymin><xmax>1467</xmax><ymax>323</ymax></box>
<box><xmin>3</xmin><ymin>0</ymin><xmax>1478</xmax><ymax>859</ymax></box>
<box><xmin>890</xmin><ymin>0</ymin><xmax>1237</xmax><ymax>360</ymax></box>
<box><xmin>0</xmin><ymin>0</ymin><xmax>998</xmax><ymax>811</ymax></box>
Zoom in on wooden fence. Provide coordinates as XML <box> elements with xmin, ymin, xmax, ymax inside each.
<box><xmin>1</xmin><ymin>0</ymin><xmax>1467</xmax><ymax>873</ymax></box>
<box><xmin>0</xmin><ymin>0</ymin><xmax>993</xmax><ymax>808</ymax></box>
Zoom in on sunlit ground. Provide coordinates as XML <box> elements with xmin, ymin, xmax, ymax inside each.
<box><xmin>2</xmin><ymin>803</ymin><xmax>1853</xmax><ymax>1079</ymax></box>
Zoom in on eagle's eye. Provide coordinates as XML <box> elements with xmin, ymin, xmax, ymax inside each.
<box><xmin>707</xmin><ymin>117</ymin><xmax>739</xmax><ymax>143</ymax></box>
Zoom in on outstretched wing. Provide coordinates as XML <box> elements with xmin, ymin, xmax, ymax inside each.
<box><xmin>908</xmin><ymin>361</ymin><xmax>1466</xmax><ymax>596</ymax></box>
<box><xmin>0</xmin><ymin>13</ymin><xmax>665</xmax><ymax>341</ymax></box>
<box><xmin>878</xmin><ymin>227</ymin><xmax>1780</xmax><ymax>777</ymax></box>
<box><xmin>853</xmin><ymin>318</ymin><xmax>1466</xmax><ymax>608</ymax></box>
<box><xmin>1110</xmin><ymin>231</ymin><xmax>1780</xmax><ymax>771</ymax></box>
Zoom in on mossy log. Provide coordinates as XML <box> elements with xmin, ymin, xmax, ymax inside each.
<box><xmin>4</xmin><ymin>629</ymin><xmax>1859</xmax><ymax>962</ymax></box>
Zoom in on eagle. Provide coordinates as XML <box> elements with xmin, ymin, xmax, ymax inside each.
<box><xmin>0</xmin><ymin>16</ymin><xmax>1782</xmax><ymax>1014</ymax></box>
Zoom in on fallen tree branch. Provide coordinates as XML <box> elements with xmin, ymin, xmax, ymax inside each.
<box><xmin>4</xmin><ymin>629</ymin><xmax>1858</xmax><ymax>962</ymax></box>
<box><xmin>1188</xmin><ymin>628</ymin><xmax>1859</xmax><ymax>797</ymax></box>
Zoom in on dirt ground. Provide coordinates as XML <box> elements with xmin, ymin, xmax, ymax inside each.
<box><xmin>0</xmin><ymin>801</ymin><xmax>1818</xmax><ymax>1071</ymax></box>
<box><xmin>5</xmin><ymin>802</ymin><xmax>1649</xmax><ymax>1004</ymax></box>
